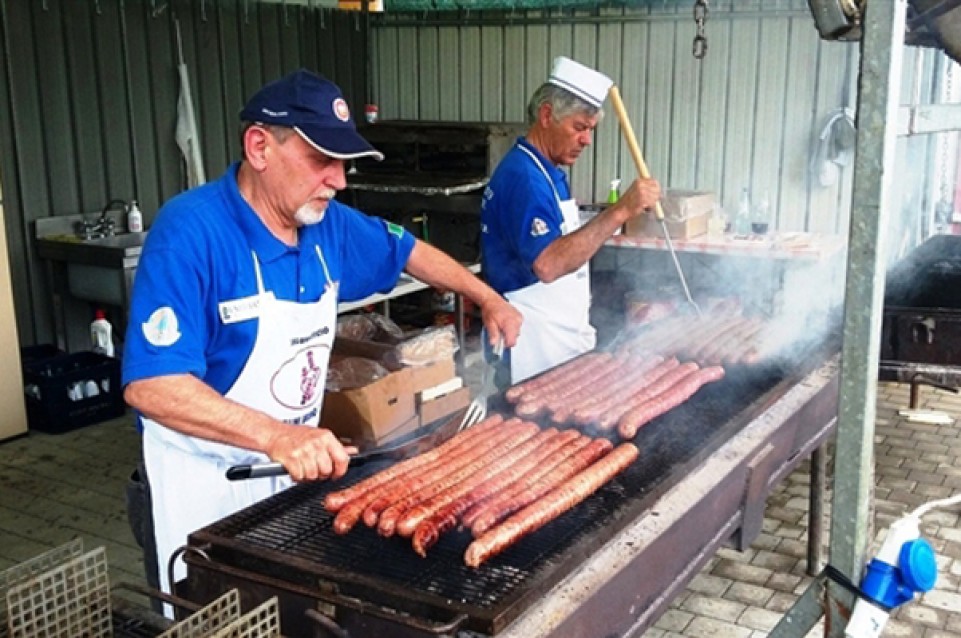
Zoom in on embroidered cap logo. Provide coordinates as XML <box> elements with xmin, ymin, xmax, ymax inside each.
<box><xmin>332</xmin><ymin>98</ymin><xmax>350</xmax><ymax>122</ymax></box>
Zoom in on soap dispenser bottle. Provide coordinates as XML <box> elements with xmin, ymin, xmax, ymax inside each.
<box><xmin>127</xmin><ymin>200</ymin><xmax>144</xmax><ymax>233</ymax></box>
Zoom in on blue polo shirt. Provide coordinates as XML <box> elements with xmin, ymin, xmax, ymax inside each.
<box><xmin>122</xmin><ymin>162</ymin><xmax>415</xmax><ymax>394</ymax></box>
<box><xmin>480</xmin><ymin>138</ymin><xmax>569</xmax><ymax>295</ymax></box>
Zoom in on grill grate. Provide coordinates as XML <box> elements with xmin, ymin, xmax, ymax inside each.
<box><xmin>6</xmin><ymin>546</ymin><xmax>112</xmax><ymax>638</ymax></box>
<box><xmin>194</xmin><ymin>361</ymin><xmax>793</xmax><ymax>634</ymax></box>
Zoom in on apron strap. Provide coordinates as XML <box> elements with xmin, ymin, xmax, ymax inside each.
<box><xmin>517</xmin><ymin>144</ymin><xmax>563</xmax><ymax>206</ymax></box>
<box><xmin>251</xmin><ymin>251</ymin><xmax>266</xmax><ymax>294</ymax></box>
<box><xmin>314</xmin><ymin>245</ymin><xmax>334</xmax><ymax>287</ymax></box>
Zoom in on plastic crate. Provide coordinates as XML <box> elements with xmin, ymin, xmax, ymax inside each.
<box><xmin>20</xmin><ymin>344</ymin><xmax>65</xmax><ymax>367</ymax></box>
<box><xmin>22</xmin><ymin>351</ymin><xmax>125</xmax><ymax>434</ymax></box>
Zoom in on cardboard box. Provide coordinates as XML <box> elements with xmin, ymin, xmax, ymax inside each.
<box><xmin>419</xmin><ymin>386</ymin><xmax>470</xmax><ymax>426</ymax></box>
<box><xmin>320</xmin><ymin>367</ymin><xmax>415</xmax><ymax>445</ymax></box>
<box><xmin>624</xmin><ymin>190</ymin><xmax>715</xmax><ymax>239</ymax></box>
<box><xmin>376</xmin><ymin>414</ymin><xmax>423</xmax><ymax>446</ymax></box>
<box><xmin>408</xmin><ymin>357</ymin><xmax>456</xmax><ymax>394</ymax></box>
<box><xmin>660</xmin><ymin>189</ymin><xmax>716</xmax><ymax>221</ymax></box>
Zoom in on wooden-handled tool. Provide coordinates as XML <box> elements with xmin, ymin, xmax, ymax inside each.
<box><xmin>608</xmin><ymin>85</ymin><xmax>665</xmax><ymax>222</ymax></box>
<box><xmin>608</xmin><ymin>84</ymin><xmax>701</xmax><ymax>315</ymax></box>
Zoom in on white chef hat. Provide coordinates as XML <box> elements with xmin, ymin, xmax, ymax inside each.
<box><xmin>548</xmin><ymin>56</ymin><xmax>613</xmax><ymax>108</ymax></box>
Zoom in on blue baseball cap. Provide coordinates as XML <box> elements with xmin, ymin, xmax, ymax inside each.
<box><xmin>240</xmin><ymin>69</ymin><xmax>384</xmax><ymax>161</ymax></box>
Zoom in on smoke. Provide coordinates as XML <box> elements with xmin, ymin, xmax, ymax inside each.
<box><xmin>599</xmin><ymin>237</ymin><xmax>848</xmax><ymax>366</ymax></box>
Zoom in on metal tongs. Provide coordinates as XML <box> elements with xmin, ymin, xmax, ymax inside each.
<box><xmin>226</xmin><ymin>406</ymin><xmax>468</xmax><ymax>481</ymax></box>
<box><xmin>459</xmin><ymin>337</ymin><xmax>503</xmax><ymax>432</ymax></box>
<box><xmin>609</xmin><ymin>85</ymin><xmax>702</xmax><ymax>317</ymax></box>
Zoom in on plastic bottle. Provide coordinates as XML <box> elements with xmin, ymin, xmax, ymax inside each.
<box><xmin>607</xmin><ymin>179</ymin><xmax>621</xmax><ymax>204</ymax></box>
<box><xmin>127</xmin><ymin>200</ymin><xmax>144</xmax><ymax>233</ymax></box>
<box><xmin>752</xmin><ymin>190</ymin><xmax>771</xmax><ymax>235</ymax></box>
<box><xmin>734</xmin><ymin>188</ymin><xmax>752</xmax><ymax>236</ymax></box>
<box><xmin>90</xmin><ymin>309</ymin><xmax>114</xmax><ymax>357</ymax></box>
<box><xmin>707</xmin><ymin>206</ymin><xmax>726</xmax><ymax>240</ymax></box>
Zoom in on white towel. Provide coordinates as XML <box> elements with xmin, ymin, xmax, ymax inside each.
<box><xmin>175</xmin><ymin>63</ymin><xmax>206</xmax><ymax>189</ymax></box>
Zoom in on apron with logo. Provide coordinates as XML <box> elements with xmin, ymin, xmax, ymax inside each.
<box><xmin>143</xmin><ymin>246</ymin><xmax>337</xmax><ymax>600</ymax></box>
<box><xmin>506</xmin><ymin>145</ymin><xmax>595</xmax><ymax>384</ymax></box>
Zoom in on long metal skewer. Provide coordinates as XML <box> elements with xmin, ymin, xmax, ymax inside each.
<box><xmin>608</xmin><ymin>85</ymin><xmax>702</xmax><ymax>316</ymax></box>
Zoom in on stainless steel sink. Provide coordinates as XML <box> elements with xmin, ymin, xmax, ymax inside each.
<box><xmin>35</xmin><ymin>231</ymin><xmax>146</xmax><ymax>269</ymax></box>
<box><xmin>35</xmin><ymin>231</ymin><xmax>147</xmax><ymax>307</ymax></box>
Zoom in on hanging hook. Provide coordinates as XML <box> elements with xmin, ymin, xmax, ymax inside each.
<box><xmin>95</xmin><ymin>0</ymin><xmax>102</xmax><ymax>15</ymax></box>
<box><xmin>244</xmin><ymin>0</ymin><xmax>250</xmax><ymax>25</ymax></box>
<box><xmin>283</xmin><ymin>0</ymin><xmax>289</xmax><ymax>27</ymax></box>
<box><xmin>692</xmin><ymin>0</ymin><xmax>709</xmax><ymax>60</ymax></box>
<box><xmin>201</xmin><ymin>0</ymin><xmax>207</xmax><ymax>22</ymax></box>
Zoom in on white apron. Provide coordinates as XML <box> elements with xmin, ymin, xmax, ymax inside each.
<box><xmin>506</xmin><ymin>145</ymin><xmax>595</xmax><ymax>383</ymax></box>
<box><xmin>143</xmin><ymin>246</ymin><xmax>337</xmax><ymax>603</ymax></box>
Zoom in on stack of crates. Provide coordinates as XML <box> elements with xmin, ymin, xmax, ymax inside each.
<box><xmin>20</xmin><ymin>346</ymin><xmax>125</xmax><ymax>433</ymax></box>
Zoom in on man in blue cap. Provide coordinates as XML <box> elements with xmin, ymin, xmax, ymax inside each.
<box><xmin>122</xmin><ymin>69</ymin><xmax>523</xmax><ymax>602</ymax></box>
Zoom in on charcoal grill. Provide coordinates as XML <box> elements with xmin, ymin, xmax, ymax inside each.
<box><xmin>183</xmin><ymin>349</ymin><xmax>838</xmax><ymax>637</ymax></box>
<box><xmin>881</xmin><ymin>234</ymin><xmax>961</xmax><ymax>390</ymax></box>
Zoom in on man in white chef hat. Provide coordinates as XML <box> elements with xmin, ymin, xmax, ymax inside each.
<box><xmin>481</xmin><ymin>56</ymin><xmax>661</xmax><ymax>383</ymax></box>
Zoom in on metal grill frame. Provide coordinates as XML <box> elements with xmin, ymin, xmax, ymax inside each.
<box><xmin>185</xmin><ymin>354</ymin><xmax>822</xmax><ymax>635</ymax></box>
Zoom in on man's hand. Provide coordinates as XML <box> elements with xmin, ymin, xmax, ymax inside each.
<box><xmin>617</xmin><ymin>177</ymin><xmax>662</xmax><ymax>219</ymax></box>
<box><xmin>479</xmin><ymin>294</ymin><xmax>524</xmax><ymax>349</ymax></box>
<box><xmin>264</xmin><ymin>426</ymin><xmax>354</xmax><ymax>482</ymax></box>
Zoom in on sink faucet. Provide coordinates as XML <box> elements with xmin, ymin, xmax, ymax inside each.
<box><xmin>80</xmin><ymin>199</ymin><xmax>126</xmax><ymax>240</ymax></box>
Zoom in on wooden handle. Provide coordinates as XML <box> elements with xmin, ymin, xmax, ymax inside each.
<box><xmin>609</xmin><ymin>85</ymin><xmax>665</xmax><ymax>221</ymax></box>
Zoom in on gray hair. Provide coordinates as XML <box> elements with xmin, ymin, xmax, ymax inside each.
<box><xmin>526</xmin><ymin>83</ymin><xmax>603</xmax><ymax>125</ymax></box>
<box><xmin>239</xmin><ymin>121</ymin><xmax>294</xmax><ymax>159</ymax></box>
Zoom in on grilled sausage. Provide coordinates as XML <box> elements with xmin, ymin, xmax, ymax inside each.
<box><xmin>469</xmin><ymin>438</ymin><xmax>614</xmax><ymax>538</ymax></box>
<box><xmin>324</xmin><ymin>414</ymin><xmax>506</xmax><ymax>512</ymax></box>
<box><xmin>570</xmin><ymin>355</ymin><xmax>669</xmax><ymax>426</ymax></box>
<box><xmin>365</xmin><ymin>421</ymin><xmax>529</xmax><ymax>531</ymax></box>
<box><xmin>617</xmin><ymin>366</ymin><xmax>725</xmax><ymax>439</ymax></box>
<box><xmin>394</xmin><ymin>425</ymin><xmax>557</xmax><ymax>538</ymax></box>
<box><xmin>504</xmin><ymin>352</ymin><xmax>605</xmax><ymax>403</ymax></box>
<box><xmin>460</xmin><ymin>434</ymin><xmax>593</xmax><ymax>530</ymax></box>
<box><xmin>546</xmin><ymin>355</ymin><xmax>633</xmax><ymax>424</ymax></box>
<box><xmin>704</xmin><ymin>317</ymin><xmax>762</xmax><ymax>366</ymax></box>
<box><xmin>376</xmin><ymin>423</ymin><xmax>540</xmax><ymax>536</ymax></box>
<box><xmin>595</xmin><ymin>361</ymin><xmax>698</xmax><ymax>431</ymax></box>
<box><xmin>464</xmin><ymin>443</ymin><xmax>639</xmax><ymax>568</ymax></box>
<box><xmin>331</xmin><ymin>419</ymin><xmax>517</xmax><ymax>534</ymax></box>
<box><xmin>409</xmin><ymin>429</ymin><xmax>581</xmax><ymax>556</ymax></box>
<box><xmin>515</xmin><ymin>353</ymin><xmax>614</xmax><ymax>410</ymax></box>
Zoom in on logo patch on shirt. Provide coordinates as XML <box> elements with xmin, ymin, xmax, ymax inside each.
<box><xmin>142</xmin><ymin>307</ymin><xmax>181</xmax><ymax>347</ymax></box>
<box><xmin>385</xmin><ymin>221</ymin><xmax>405</xmax><ymax>239</ymax></box>
<box><xmin>530</xmin><ymin>217</ymin><xmax>549</xmax><ymax>237</ymax></box>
